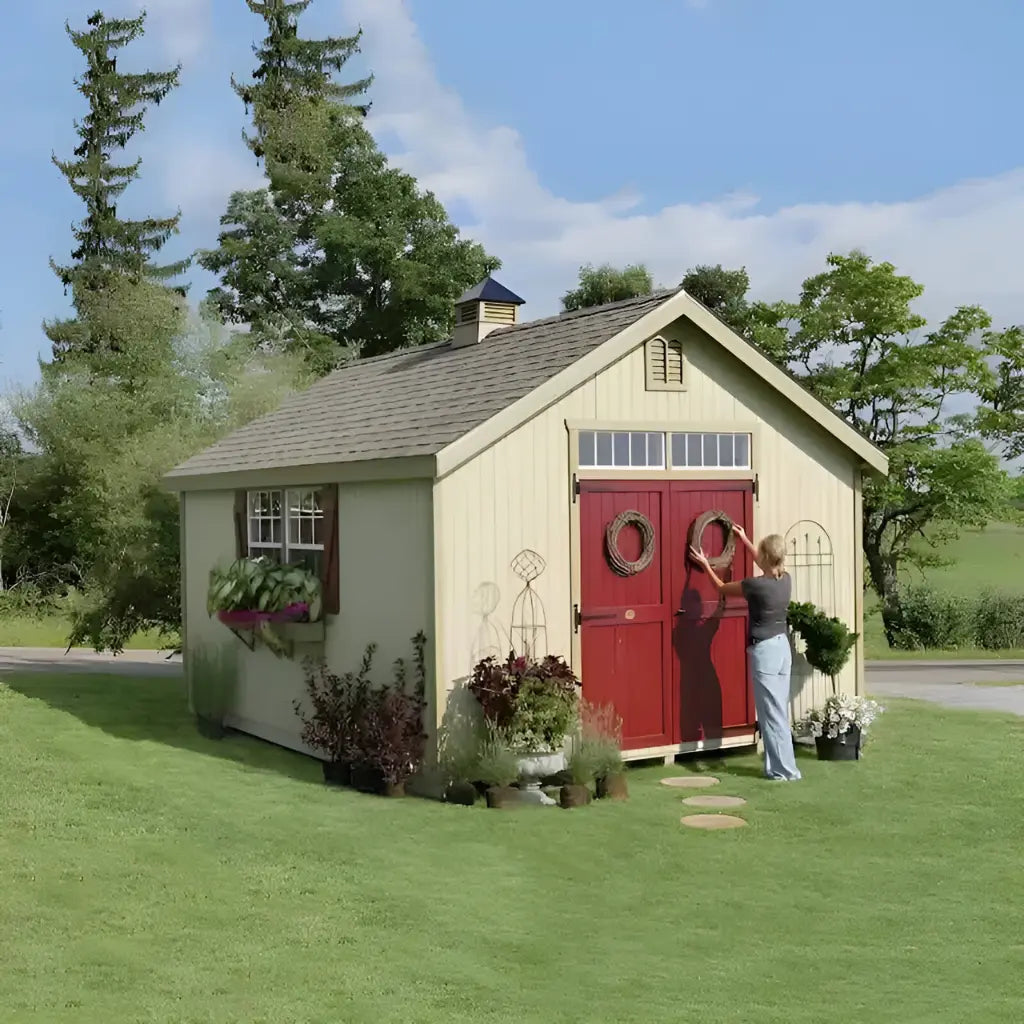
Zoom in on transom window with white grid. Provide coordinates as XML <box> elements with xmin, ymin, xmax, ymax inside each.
<box><xmin>577</xmin><ymin>430</ymin><xmax>751</xmax><ymax>471</ymax></box>
<box><xmin>247</xmin><ymin>488</ymin><xmax>326</xmax><ymax>576</ymax></box>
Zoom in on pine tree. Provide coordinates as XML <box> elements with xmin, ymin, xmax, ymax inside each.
<box><xmin>49</xmin><ymin>9</ymin><xmax>189</xmax><ymax>348</ymax></box>
<box><xmin>200</xmin><ymin>1</ymin><xmax>498</xmax><ymax>374</ymax></box>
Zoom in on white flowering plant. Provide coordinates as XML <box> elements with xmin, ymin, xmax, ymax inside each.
<box><xmin>796</xmin><ymin>693</ymin><xmax>884</xmax><ymax>742</ymax></box>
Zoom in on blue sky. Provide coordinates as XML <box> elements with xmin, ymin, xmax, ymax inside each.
<box><xmin>2</xmin><ymin>0</ymin><xmax>1024</xmax><ymax>392</ymax></box>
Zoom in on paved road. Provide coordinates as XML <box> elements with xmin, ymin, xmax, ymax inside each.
<box><xmin>0</xmin><ymin>649</ymin><xmax>1022</xmax><ymax>716</ymax></box>
<box><xmin>864</xmin><ymin>659</ymin><xmax>1024</xmax><ymax>716</ymax></box>
<box><xmin>0</xmin><ymin>647</ymin><xmax>181</xmax><ymax>677</ymax></box>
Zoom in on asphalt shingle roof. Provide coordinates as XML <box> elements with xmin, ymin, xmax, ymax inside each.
<box><xmin>167</xmin><ymin>290</ymin><xmax>674</xmax><ymax>479</ymax></box>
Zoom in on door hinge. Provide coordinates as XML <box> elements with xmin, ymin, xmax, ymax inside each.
<box><xmin>752</xmin><ymin>473</ymin><xmax>759</xmax><ymax>500</ymax></box>
<box><xmin>573</xmin><ymin>604</ymin><xmax>581</xmax><ymax>633</ymax></box>
<box><xmin>572</xmin><ymin>474</ymin><xmax>580</xmax><ymax>502</ymax></box>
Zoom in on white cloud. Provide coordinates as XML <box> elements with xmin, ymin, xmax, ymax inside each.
<box><xmin>137</xmin><ymin>0</ymin><xmax>211</xmax><ymax>64</ymax></box>
<box><xmin>157</xmin><ymin>139</ymin><xmax>265</xmax><ymax>223</ymax></box>
<box><xmin>340</xmin><ymin>0</ymin><xmax>1024</xmax><ymax>330</ymax></box>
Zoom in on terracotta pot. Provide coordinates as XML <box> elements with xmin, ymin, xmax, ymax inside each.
<box><xmin>485</xmin><ymin>786</ymin><xmax>520</xmax><ymax>809</ymax></box>
<box><xmin>596</xmin><ymin>773</ymin><xmax>629</xmax><ymax>800</ymax></box>
<box><xmin>445</xmin><ymin>780</ymin><xmax>478</xmax><ymax>806</ymax></box>
<box><xmin>559</xmin><ymin>784</ymin><xmax>591</xmax><ymax>809</ymax></box>
<box><xmin>322</xmin><ymin>760</ymin><xmax>351</xmax><ymax>787</ymax></box>
<box><xmin>351</xmin><ymin>763</ymin><xmax>386</xmax><ymax>794</ymax></box>
<box><xmin>383</xmin><ymin>780</ymin><xmax>405</xmax><ymax>798</ymax></box>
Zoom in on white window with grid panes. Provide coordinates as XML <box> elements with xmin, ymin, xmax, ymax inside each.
<box><xmin>247</xmin><ymin>488</ymin><xmax>326</xmax><ymax>576</ymax></box>
<box><xmin>577</xmin><ymin>430</ymin><xmax>666</xmax><ymax>470</ymax></box>
<box><xmin>669</xmin><ymin>432</ymin><xmax>751</xmax><ymax>470</ymax></box>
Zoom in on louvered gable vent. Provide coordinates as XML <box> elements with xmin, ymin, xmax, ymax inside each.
<box><xmin>645</xmin><ymin>336</ymin><xmax>686</xmax><ymax>391</ymax></box>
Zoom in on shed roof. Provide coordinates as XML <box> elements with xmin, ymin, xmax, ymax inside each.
<box><xmin>167</xmin><ymin>287</ymin><xmax>889</xmax><ymax>483</ymax></box>
<box><xmin>167</xmin><ymin>291</ymin><xmax>671</xmax><ymax>480</ymax></box>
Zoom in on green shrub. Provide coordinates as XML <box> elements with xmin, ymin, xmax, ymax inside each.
<box><xmin>474</xmin><ymin>724</ymin><xmax>520</xmax><ymax>788</ymax></box>
<box><xmin>974</xmin><ymin>591</ymin><xmax>1024</xmax><ymax>650</ymax></box>
<box><xmin>895</xmin><ymin>585</ymin><xmax>976</xmax><ymax>651</ymax></box>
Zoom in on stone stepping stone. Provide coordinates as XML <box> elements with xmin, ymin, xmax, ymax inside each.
<box><xmin>680</xmin><ymin>813</ymin><xmax>747</xmax><ymax>830</ymax></box>
<box><xmin>681</xmin><ymin>794</ymin><xmax>747</xmax><ymax>809</ymax></box>
<box><xmin>659</xmin><ymin>776</ymin><xmax>720</xmax><ymax>789</ymax></box>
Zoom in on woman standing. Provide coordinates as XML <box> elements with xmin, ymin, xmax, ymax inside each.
<box><xmin>689</xmin><ymin>524</ymin><xmax>801</xmax><ymax>781</ymax></box>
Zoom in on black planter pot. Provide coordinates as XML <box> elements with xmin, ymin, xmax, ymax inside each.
<box><xmin>322</xmin><ymin>760</ymin><xmax>352</xmax><ymax>787</ymax></box>
<box><xmin>352</xmin><ymin>763</ymin><xmax>386</xmax><ymax>794</ymax></box>
<box><xmin>196</xmin><ymin>715</ymin><xmax>226</xmax><ymax>740</ymax></box>
<box><xmin>815</xmin><ymin>726</ymin><xmax>861</xmax><ymax>761</ymax></box>
<box><xmin>445</xmin><ymin>780</ymin><xmax>478</xmax><ymax>806</ymax></box>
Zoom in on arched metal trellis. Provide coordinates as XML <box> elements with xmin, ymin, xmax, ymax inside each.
<box><xmin>784</xmin><ymin>520</ymin><xmax>837</xmax><ymax>721</ymax></box>
<box><xmin>510</xmin><ymin>549</ymin><xmax>548</xmax><ymax>661</ymax></box>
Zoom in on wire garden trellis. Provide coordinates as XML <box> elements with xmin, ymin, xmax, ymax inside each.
<box><xmin>784</xmin><ymin>520</ymin><xmax>837</xmax><ymax>712</ymax></box>
<box><xmin>509</xmin><ymin>549</ymin><xmax>548</xmax><ymax>661</ymax></box>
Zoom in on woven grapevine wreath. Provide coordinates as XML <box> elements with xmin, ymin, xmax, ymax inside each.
<box><xmin>605</xmin><ymin>510</ymin><xmax>656</xmax><ymax>577</ymax></box>
<box><xmin>689</xmin><ymin>509</ymin><xmax>736</xmax><ymax>571</ymax></box>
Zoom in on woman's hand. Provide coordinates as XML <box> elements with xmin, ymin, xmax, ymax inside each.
<box><xmin>689</xmin><ymin>545</ymin><xmax>709</xmax><ymax>569</ymax></box>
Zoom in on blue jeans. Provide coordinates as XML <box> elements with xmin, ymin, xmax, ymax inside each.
<box><xmin>749</xmin><ymin>634</ymin><xmax>801</xmax><ymax>781</ymax></box>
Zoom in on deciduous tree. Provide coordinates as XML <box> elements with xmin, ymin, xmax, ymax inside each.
<box><xmin>561</xmin><ymin>263</ymin><xmax>653</xmax><ymax>312</ymax></box>
<box><xmin>753</xmin><ymin>251</ymin><xmax>1013</xmax><ymax>646</ymax></box>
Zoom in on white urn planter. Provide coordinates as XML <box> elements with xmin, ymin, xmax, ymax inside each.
<box><xmin>517</xmin><ymin>750</ymin><xmax>565</xmax><ymax>806</ymax></box>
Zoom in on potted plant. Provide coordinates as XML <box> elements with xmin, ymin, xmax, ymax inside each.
<box><xmin>208</xmin><ymin>557</ymin><xmax>322</xmax><ymax>656</ymax></box>
<box><xmin>561</xmin><ymin>743</ymin><xmax>594</xmax><ymax>808</ymax></box>
<box><xmin>296</xmin><ymin>644</ymin><xmax>376</xmax><ymax>786</ymax></box>
<box><xmin>579</xmin><ymin>700</ymin><xmax>629</xmax><ymax>800</ymax></box>
<box><xmin>359</xmin><ymin>634</ymin><xmax>429</xmax><ymax>797</ymax></box>
<box><xmin>469</xmin><ymin>652</ymin><xmax>581</xmax><ymax>806</ymax></box>
<box><xmin>475</xmin><ymin>724</ymin><xmax>521</xmax><ymax>809</ymax></box>
<box><xmin>187</xmin><ymin>641</ymin><xmax>239</xmax><ymax>740</ymax></box>
<box><xmin>789</xmin><ymin>601</ymin><xmax>885</xmax><ymax>760</ymax></box>
<box><xmin>797</xmin><ymin>693</ymin><xmax>885</xmax><ymax>761</ymax></box>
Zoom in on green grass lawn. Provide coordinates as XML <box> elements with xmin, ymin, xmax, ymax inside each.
<box><xmin>865</xmin><ymin>521</ymin><xmax>1024</xmax><ymax>661</ymax></box>
<box><xmin>0</xmin><ymin>614</ymin><xmax>171</xmax><ymax>650</ymax></box>
<box><xmin>1</xmin><ymin>674</ymin><xmax>1023</xmax><ymax>1022</ymax></box>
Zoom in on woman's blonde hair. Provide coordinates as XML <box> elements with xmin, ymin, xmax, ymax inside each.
<box><xmin>757</xmin><ymin>534</ymin><xmax>786</xmax><ymax>573</ymax></box>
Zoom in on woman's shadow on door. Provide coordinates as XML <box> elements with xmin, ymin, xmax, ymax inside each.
<box><xmin>674</xmin><ymin>582</ymin><xmax>723</xmax><ymax>744</ymax></box>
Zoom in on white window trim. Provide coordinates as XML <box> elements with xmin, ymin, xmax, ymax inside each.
<box><xmin>577</xmin><ymin>429</ymin><xmax>667</xmax><ymax>471</ymax></box>
<box><xmin>246</xmin><ymin>487</ymin><xmax>326</xmax><ymax>562</ymax></box>
<box><xmin>669</xmin><ymin>431</ymin><xmax>752</xmax><ymax>471</ymax></box>
<box><xmin>576</xmin><ymin>429</ymin><xmax>752</xmax><ymax>472</ymax></box>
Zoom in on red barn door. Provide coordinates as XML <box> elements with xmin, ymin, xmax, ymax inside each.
<box><xmin>578</xmin><ymin>482</ymin><xmax>673</xmax><ymax>750</ymax></box>
<box><xmin>578</xmin><ymin>478</ymin><xmax>756</xmax><ymax>752</ymax></box>
<box><xmin>669</xmin><ymin>481</ymin><xmax>756</xmax><ymax>743</ymax></box>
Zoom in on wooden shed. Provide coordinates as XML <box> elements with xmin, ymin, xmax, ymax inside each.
<box><xmin>166</xmin><ymin>278</ymin><xmax>888</xmax><ymax>764</ymax></box>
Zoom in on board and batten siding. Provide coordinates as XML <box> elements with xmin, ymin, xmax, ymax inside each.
<box><xmin>432</xmin><ymin>315</ymin><xmax>862</xmax><ymax>733</ymax></box>
<box><xmin>182</xmin><ymin>479</ymin><xmax>435</xmax><ymax>756</ymax></box>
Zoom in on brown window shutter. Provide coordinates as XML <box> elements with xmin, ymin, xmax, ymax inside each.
<box><xmin>233</xmin><ymin>490</ymin><xmax>248</xmax><ymax>558</ymax></box>
<box><xmin>320</xmin><ymin>484</ymin><xmax>340</xmax><ymax>615</ymax></box>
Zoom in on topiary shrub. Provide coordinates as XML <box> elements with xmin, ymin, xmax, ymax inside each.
<box><xmin>788</xmin><ymin>601</ymin><xmax>858</xmax><ymax>694</ymax></box>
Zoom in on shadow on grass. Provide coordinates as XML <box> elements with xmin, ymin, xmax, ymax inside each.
<box><xmin>3</xmin><ymin>672</ymin><xmax>320</xmax><ymax>786</ymax></box>
<box><xmin>665</xmin><ymin>742</ymin><xmax>818</xmax><ymax>781</ymax></box>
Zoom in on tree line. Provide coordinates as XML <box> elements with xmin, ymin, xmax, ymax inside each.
<box><xmin>563</xmin><ymin>259</ymin><xmax>1024</xmax><ymax>646</ymax></box>
<box><xmin>0</xmin><ymin>1</ymin><xmax>1021</xmax><ymax>652</ymax></box>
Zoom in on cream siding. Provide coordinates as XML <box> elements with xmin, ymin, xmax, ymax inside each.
<box><xmin>183</xmin><ymin>479</ymin><xmax>434</xmax><ymax>757</ymax></box>
<box><xmin>433</xmin><ymin>315</ymin><xmax>862</xmax><ymax>746</ymax></box>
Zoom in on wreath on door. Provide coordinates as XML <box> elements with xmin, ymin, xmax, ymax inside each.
<box><xmin>689</xmin><ymin>510</ymin><xmax>736</xmax><ymax>571</ymax></box>
<box><xmin>605</xmin><ymin>510</ymin><xmax>656</xmax><ymax>577</ymax></box>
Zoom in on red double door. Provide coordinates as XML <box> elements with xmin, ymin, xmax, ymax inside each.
<box><xmin>578</xmin><ymin>480</ymin><xmax>755</xmax><ymax>751</ymax></box>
